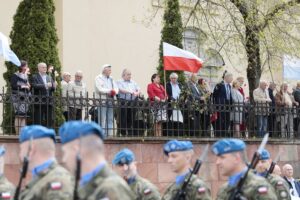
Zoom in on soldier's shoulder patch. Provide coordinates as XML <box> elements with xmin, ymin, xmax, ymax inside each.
<box><xmin>143</xmin><ymin>188</ymin><xmax>152</xmax><ymax>195</ymax></box>
<box><xmin>1</xmin><ymin>192</ymin><xmax>11</xmax><ymax>199</ymax></box>
<box><xmin>280</xmin><ymin>191</ymin><xmax>288</xmax><ymax>198</ymax></box>
<box><xmin>198</xmin><ymin>187</ymin><xmax>206</xmax><ymax>194</ymax></box>
<box><xmin>257</xmin><ymin>186</ymin><xmax>268</xmax><ymax>194</ymax></box>
<box><xmin>50</xmin><ymin>182</ymin><xmax>62</xmax><ymax>190</ymax></box>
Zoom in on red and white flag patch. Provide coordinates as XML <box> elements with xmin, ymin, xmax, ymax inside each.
<box><xmin>258</xmin><ymin>186</ymin><xmax>268</xmax><ymax>194</ymax></box>
<box><xmin>198</xmin><ymin>187</ymin><xmax>206</xmax><ymax>194</ymax></box>
<box><xmin>1</xmin><ymin>192</ymin><xmax>11</xmax><ymax>199</ymax></box>
<box><xmin>143</xmin><ymin>188</ymin><xmax>152</xmax><ymax>195</ymax></box>
<box><xmin>50</xmin><ymin>182</ymin><xmax>62</xmax><ymax>190</ymax></box>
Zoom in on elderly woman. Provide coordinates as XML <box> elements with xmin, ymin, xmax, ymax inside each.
<box><xmin>231</xmin><ymin>80</ymin><xmax>244</xmax><ymax>137</ymax></box>
<box><xmin>147</xmin><ymin>73</ymin><xmax>166</xmax><ymax>137</ymax></box>
<box><xmin>10</xmin><ymin>60</ymin><xmax>30</xmax><ymax>134</ymax></box>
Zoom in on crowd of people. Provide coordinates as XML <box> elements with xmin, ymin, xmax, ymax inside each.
<box><xmin>10</xmin><ymin>62</ymin><xmax>300</xmax><ymax>139</ymax></box>
<box><xmin>0</xmin><ymin>121</ymin><xmax>298</xmax><ymax>199</ymax></box>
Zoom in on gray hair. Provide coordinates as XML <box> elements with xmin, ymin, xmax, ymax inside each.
<box><xmin>169</xmin><ymin>72</ymin><xmax>178</xmax><ymax>79</ymax></box>
<box><xmin>121</xmin><ymin>69</ymin><xmax>131</xmax><ymax>78</ymax></box>
<box><xmin>37</xmin><ymin>62</ymin><xmax>47</xmax><ymax>68</ymax></box>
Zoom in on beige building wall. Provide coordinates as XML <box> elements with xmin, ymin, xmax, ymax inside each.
<box><xmin>0</xmin><ymin>0</ymin><xmax>291</xmax><ymax>97</ymax></box>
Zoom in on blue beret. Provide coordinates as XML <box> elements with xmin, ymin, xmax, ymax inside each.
<box><xmin>163</xmin><ymin>140</ymin><xmax>193</xmax><ymax>155</ymax></box>
<box><xmin>112</xmin><ymin>148</ymin><xmax>135</xmax><ymax>165</ymax></box>
<box><xmin>59</xmin><ymin>121</ymin><xmax>104</xmax><ymax>144</ymax></box>
<box><xmin>212</xmin><ymin>139</ymin><xmax>246</xmax><ymax>156</ymax></box>
<box><xmin>0</xmin><ymin>146</ymin><xmax>5</xmax><ymax>157</ymax></box>
<box><xmin>19</xmin><ymin>125</ymin><xmax>56</xmax><ymax>143</ymax></box>
<box><xmin>260</xmin><ymin>149</ymin><xmax>270</xmax><ymax>160</ymax></box>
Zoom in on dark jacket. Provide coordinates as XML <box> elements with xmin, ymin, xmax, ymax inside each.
<box><xmin>31</xmin><ymin>73</ymin><xmax>55</xmax><ymax>96</ymax></box>
<box><xmin>212</xmin><ymin>81</ymin><xmax>232</xmax><ymax>104</ymax></box>
<box><xmin>283</xmin><ymin>176</ymin><xmax>300</xmax><ymax>197</ymax></box>
<box><xmin>166</xmin><ymin>82</ymin><xmax>182</xmax><ymax>101</ymax></box>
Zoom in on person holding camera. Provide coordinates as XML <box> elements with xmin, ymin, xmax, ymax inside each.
<box><xmin>95</xmin><ymin>64</ymin><xmax>119</xmax><ymax>136</ymax></box>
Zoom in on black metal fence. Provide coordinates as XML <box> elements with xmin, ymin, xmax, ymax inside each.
<box><xmin>2</xmin><ymin>90</ymin><xmax>300</xmax><ymax>139</ymax></box>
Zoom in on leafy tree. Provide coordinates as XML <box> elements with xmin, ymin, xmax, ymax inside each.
<box><xmin>183</xmin><ymin>0</ymin><xmax>300</xmax><ymax>100</ymax></box>
<box><xmin>157</xmin><ymin>0</ymin><xmax>185</xmax><ymax>86</ymax></box>
<box><xmin>2</xmin><ymin>0</ymin><xmax>63</xmax><ymax>133</ymax></box>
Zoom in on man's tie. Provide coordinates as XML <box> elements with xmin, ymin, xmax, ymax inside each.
<box><xmin>226</xmin><ymin>84</ymin><xmax>230</xmax><ymax>100</ymax></box>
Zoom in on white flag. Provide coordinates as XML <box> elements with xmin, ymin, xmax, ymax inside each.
<box><xmin>283</xmin><ymin>55</ymin><xmax>300</xmax><ymax>80</ymax></box>
<box><xmin>0</xmin><ymin>32</ymin><xmax>21</xmax><ymax>66</ymax></box>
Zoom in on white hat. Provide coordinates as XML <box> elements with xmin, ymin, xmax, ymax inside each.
<box><xmin>102</xmin><ymin>64</ymin><xmax>111</xmax><ymax>72</ymax></box>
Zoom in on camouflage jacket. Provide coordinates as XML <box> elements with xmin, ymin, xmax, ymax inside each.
<box><xmin>0</xmin><ymin>175</ymin><xmax>15</xmax><ymax>200</ymax></box>
<box><xmin>162</xmin><ymin>173</ymin><xmax>211</xmax><ymax>200</ymax></box>
<box><xmin>216</xmin><ymin>171</ymin><xmax>278</xmax><ymax>200</ymax></box>
<box><xmin>78</xmin><ymin>165</ymin><xmax>135</xmax><ymax>200</ymax></box>
<box><xmin>129</xmin><ymin>175</ymin><xmax>161</xmax><ymax>200</ymax></box>
<box><xmin>267</xmin><ymin>174</ymin><xmax>291</xmax><ymax>200</ymax></box>
<box><xmin>19</xmin><ymin>162</ymin><xmax>73</xmax><ymax>200</ymax></box>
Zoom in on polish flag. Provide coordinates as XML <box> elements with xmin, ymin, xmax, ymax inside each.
<box><xmin>163</xmin><ymin>42</ymin><xmax>203</xmax><ymax>73</ymax></box>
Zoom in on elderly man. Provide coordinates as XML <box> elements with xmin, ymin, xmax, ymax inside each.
<box><xmin>59</xmin><ymin>121</ymin><xmax>135</xmax><ymax>200</ymax></box>
<box><xmin>112</xmin><ymin>148</ymin><xmax>160</xmax><ymax>200</ymax></box>
<box><xmin>212</xmin><ymin>139</ymin><xmax>277</xmax><ymax>199</ymax></box>
<box><xmin>68</xmin><ymin>70</ymin><xmax>86</xmax><ymax>120</ymax></box>
<box><xmin>162</xmin><ymin>140</ymin><xmax>211</xmax><ymax>200</ymax></box>
<box><xmin>253</xmin><ymin>80</ymin><xmax>272</xmax><ymax>137</ymax></box>
<box><xmin>212</xmin><ymin>72</ymin><xmax>233</xmax><ymax>137</ymax></box>
<box><xmin>275</xmin><ymin>83</ymin><xmax>299</xmax><ymax>138</ymax></box>
<box><xmin>273</xmin><ymin>165</ymin><xmax>282</xmax><ymax>176</ymax></box>
<box><xmin>255</xmin><ymin>149</ymin><xmax>291</xmax><ymax>199</ymax></box>
<box><xmin>166</xmin><ymin>72</ymin><xmax>183</xmax><ymax>136</ymax></box>
<box><xmin>61</xmin><ymin>72</ymin><xmax>71</xmax><ymax>121</ymax></box>
<box><xmin>0</xmin><ymin>146</ymin><xmax>15</xmax><ymax>200</ymax></box>
<box><xmin>283</xmin><ymin>164</ymin><xmax>300</xmax><ymax>197</ymax></box>
<box><xmin>117</xmin><ymin>69</ymin><xmax>141</xmax><ymax>136</ymax></box>
<box><xmin>18</xmin><ymin>125</ymin><xmax>73</xmax><ymax>199</ymax></box>
<box><xmin>31</xmin><ymin>63</ymin><xmax>56</xmax><ymax>127</ymax></box>
<box><xmin>95</xmin><ymin>64</ymin><xmax>119</xmax><ymax>136</ymax></box>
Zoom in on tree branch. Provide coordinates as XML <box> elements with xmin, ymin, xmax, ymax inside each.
<box><xmin>229</xmin><ymin>0</ymin><xmax>248</xmax><ymax>19</ymax></box>
<box><xmin>259</xmin><ymin>0</ymin><xmax>300</xmax><ymax>30</ymax></box>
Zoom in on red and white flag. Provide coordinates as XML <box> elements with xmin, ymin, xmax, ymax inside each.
<box><xmin>163</xmin><ymin>42</ymin><xmax>203</xmax><ymax>73</ymax></box>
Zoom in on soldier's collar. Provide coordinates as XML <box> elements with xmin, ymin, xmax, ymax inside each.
<box><xmin>80</xmin><ymin>161</ymin><xmax>106</xmax><ymax>187</ymax></box>
<box><xmin>31</xmin><ymin>158</ymin><xmax>56</xmax><ymax>178</ymax></box>
<box><xmin>228</xmin><ymin>167</ymin><xmax>247</xmax><ymax>187</ymax></box>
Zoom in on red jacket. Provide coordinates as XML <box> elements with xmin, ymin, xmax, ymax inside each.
<box><xmin>147</xmin><ymin>83</ymin><xmax>166</xmax><ymax>101</ymax></box>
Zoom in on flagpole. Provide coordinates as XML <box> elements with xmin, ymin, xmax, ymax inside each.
<box><xmin>164</xmin><ymin>69</ymin><xmax>167</xmax><ymax>97</ymax></box>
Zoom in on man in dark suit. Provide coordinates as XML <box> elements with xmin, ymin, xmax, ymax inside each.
<box><xmin>31</xmin><ymin>62</ymin><xmax>56</xmax><ymax>127</ymax></box>
<box><xmin>212</xmin><ymin>72</ymin><xmax>233</xmax><ymax>137</ymax></box>
<box><xmin>283</xmin><ymin>164</ymin><xmax>300</xmax><ymax>197</ymax></box>
<box><xmin>268</xmin><ymin>82</ymin><xmax>276</xmax><ymax>136</ymax></box>
<box><xmin>166</xmin><ymin>72</ymin><xmax>183</xmax><ymax>136</ymax></box>
<box><xmin>185</xmin><ymin>73</ymin><xmax>203</xmax><ymax>136</ymax></box>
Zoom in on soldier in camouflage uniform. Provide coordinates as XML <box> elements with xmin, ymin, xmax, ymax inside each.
<box><xmin>211</xmin><ymin>138</ymin><xmax>278</xmax><ymax>200</ymax></box>
<box><xmin>161</xmin><ymin>140</ymin><xmax>211</xmax><ymax>200</ymax></box>
<box><xmin>0</xmin><ymin>146</ymin><xmax>15</xmax><ymax>200</ymax></box>
<box><xmin>18</xmin><ymin>125</ymin><xmax>73</xmax><ymax>200</ymax></box>
<box><xmin>112</xmin><ymin>148</ymin><xmax>161</xmax><ymax>200</ymax></box>
<box><xmin>255</xmin><ymin>149</ymin><xmax>291</xmax><ymax>200</ymax></box>
<box><xmin>59</xmin><ymin>121</ymin><xmax>135</xmax><ymax>200</ymax></box>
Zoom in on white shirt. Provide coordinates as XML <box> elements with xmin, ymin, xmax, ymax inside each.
<box><xmin>171</xmin><ymin>82</ymin><xmax>181</xmax><ymax>99</ymax></box>
<box><xmin>117</xmin><ymin>79</ymin><xmax>140</xmax><ymax>100</ymax></box>
<box><xmin>288</xmin><ymin>178</ymin><xmax>300</xmax><ymax>197</ymax></box>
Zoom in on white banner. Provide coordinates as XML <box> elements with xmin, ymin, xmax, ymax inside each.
<box><xmin>283</xmin><ymin>55</ymin><xmax>300</xmax><ymax>80</ymax></box>
<box><xmin>0</xmin><ymin>32</ymin><xmax>20</xmax><ymax>66</ymax></box>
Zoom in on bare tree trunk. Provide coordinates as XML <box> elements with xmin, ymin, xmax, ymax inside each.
<box><xmin>245</xmin><ymin>24</ymin><xmax>261</xmax><ymax>101</ymax></box>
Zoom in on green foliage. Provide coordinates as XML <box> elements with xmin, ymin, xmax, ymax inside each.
<box><xmin>2</xmin><ymin>0</ymin><xmax>64</xmax><ymax>133</ymax></box>
<box><xmin>157</xmin><ymin>0</ymin><xmax>185</xmax><ymax>86</ymax></box>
